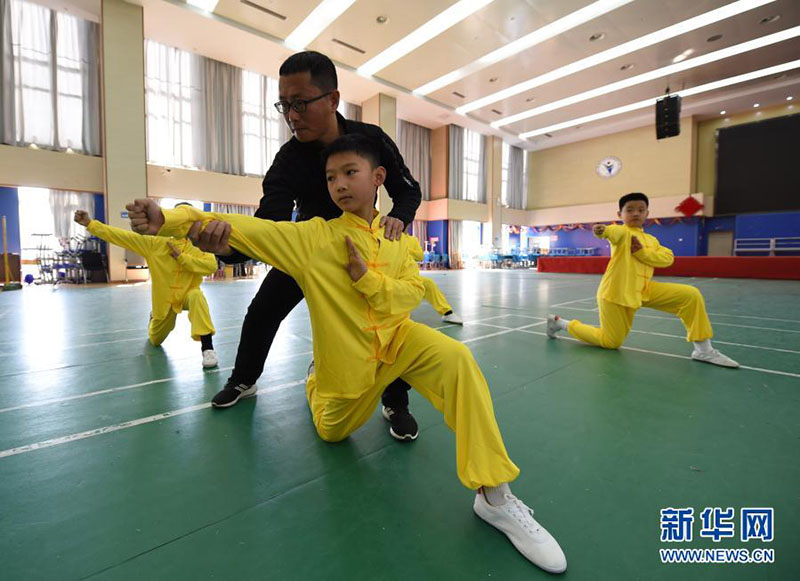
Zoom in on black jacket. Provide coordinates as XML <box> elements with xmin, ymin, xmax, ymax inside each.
<box><xmin>224</xmin><ymin>113</ymin><xmax>421</xmax><ymax>264</ymax></box>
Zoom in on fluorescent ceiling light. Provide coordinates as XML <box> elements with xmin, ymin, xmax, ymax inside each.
<box><xmin>493</xmin><ymin>25</ymin><xmax>800</xmax><ymax>128</ymax></box>
<box><xmin>413</xmin><ymin>0</ymin><xmax>634</xmax><ymax>96</ymax></box>
<box><xmin>186</xmin><ymin>0</ymin><xmax>219</xmax><ymax>11</ymax></box>
<box><xmin>284</xmin><ymin>0</ymin><xmax>357</xmax><ymax>50</ymax></box>
<box><xmin>457</xmin><ymin>0</ymin><xmax>775</xmax><ymax>114</ymax></box>
<box><xmin>518</xmin><ymin>59</ymin><xmax>800</xmax><ymax>139</ymax></box>
<box><xmin>358</xmin><ymin>0</ymin><xmax>496</xmax><ymax>77</ymax></box>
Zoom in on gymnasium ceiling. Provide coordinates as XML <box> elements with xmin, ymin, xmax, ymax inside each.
<box><xmin>56</xmin><ymin>0</ymin><xmax>800</xmax><ymax>150</ymax></box>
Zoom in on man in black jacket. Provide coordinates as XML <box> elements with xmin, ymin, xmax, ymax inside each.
<box><xmin>196</xmin><ymin>51</ymin><xmax>422</xmax><ymax>441</ymax></box>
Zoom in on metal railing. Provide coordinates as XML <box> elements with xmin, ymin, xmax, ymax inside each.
<box><xmin>733</xmin><ymin>237</ymin><xmax>800</xmax><ymax>256</ymax></box>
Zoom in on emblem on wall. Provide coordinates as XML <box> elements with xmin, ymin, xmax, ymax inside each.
<box><xmin>596</xmin><ymin>156</ymin><xmax>622</xmax><ymax>178</ymax></box>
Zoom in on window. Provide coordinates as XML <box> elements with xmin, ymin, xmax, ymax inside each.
<box><xmin>242</xmin><ymin>70</ymin><xmax>284</xmax><ymax>177</ymax></box>
<box><xmin>460</xmin><ymin>220</ymin><xmax>484</xmax><ymax>257</ymax></box>
<box><xmin>6</xmin><ymin>0</ymin><xmax>98</xmax><ymax>152</ymax></box>
<box><xmin>144</xmin><ymin>40</ymin><xmax>197</xmax><ymax>168</ymax></box>
<box><xmin>463</xmin><ymin>128</ymin><xmax>483</xmax><ymax>202</ymax></box>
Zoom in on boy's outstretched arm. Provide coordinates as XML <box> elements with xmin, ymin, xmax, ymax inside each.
<box><xmin>75</xmin><ymin>210</ymin><xmax>154</xmax><ymax>258</ymax></box>
<box><xmin>133</xmin><ymin>202</ymin><xmax>317</xmax><ymax>280</ymax></box>
<box><xmin>632</xmin><ymin>238</ymin><xmax>675</xmax><ymax>268</ymax></box>
<box><xmin>347</xmin><ymin>236</ymin><xmax>425</xmax><ymax>315</ymax></box>
<box><xmin>594</xmin><ymin>223</ymin><xmax>625</xmax><ymax>245</ymax></box>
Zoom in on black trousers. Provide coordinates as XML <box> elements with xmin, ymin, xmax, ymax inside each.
<box><xmin>229</xmin><ymin>267</ymin><xmax>412</xmax><ymax>408</ymax></box>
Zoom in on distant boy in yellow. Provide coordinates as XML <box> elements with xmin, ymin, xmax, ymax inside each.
<box><xmin>547</xmin><ymin>192</ymin><xmax>738</xmax><ymax>368</ymax></box>
<box><xmin>74</xmin><ymin>208</ymin><xmax>219</xmax><ymax>368</ymax></box>
<box><xmin>125</xmin><ymin>134</ymin><xmax>567</xmax><ymax>574</ymax></box>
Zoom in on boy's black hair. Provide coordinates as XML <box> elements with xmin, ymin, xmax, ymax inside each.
<box><xmin>279</xmin><ymin>51</ymin><xmax>338</xmax><ymax>92</ymax></box>
<box><xmin>322</xmin><ymin>134</ymin><xmax>381</xmax><ymax>169</ymax></box>
<box><xmin>174</xmin><ymin>202</ymin><xmax>194</xmax><ymax>208</ymax></box>
<box><xmin>618</xmin><ymin>192</ymin><xmax>649</xmax><ymax>210</ymax></box>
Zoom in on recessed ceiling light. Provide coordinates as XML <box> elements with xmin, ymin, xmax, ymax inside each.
<box><xmin>759</xmin><ymin>14</ymin><xmax>781</xmax><ymax>24</ymax></box>
<box><xmin>456</xmin><ymin>0</ymin><xmax>777</xmax><ymax>115</ymax></box>
<box><xmin>376</xmin><ymin>15</ymin><xmax>388</xmax><ymax>24</ymax></box>
<box><xmin>773</xmin><ymin>73</ymin><xmax>787</xmax><ymax>79</ymax></box>
<box><xmin>489</xmin><ymin>77</ymin><xmax>499</xmax><ymax>83</ymax></box>
<box><xmin>672</xmin><ymin>48</ymin><xmax>695</xmax><ymax>63</ymax></box>
<box><xmin>787</xmin><ymin>96</ymin><xmax>793</xmax><ymax>100</ymax></box>
<box><xmin>753</xmin><ymin>103</ymin><xmax>760</xmax><ymax>107</ymax></box>
<box><xmin>589</xmin><ymin>32</ymin><xmax>605</xmax><ymax>41</ymax></box>
<box><xmin>707</xmin><ymin>34</ymin><xmax>723</xmax><ymax>42</ymax></box>
<box><xmin>620</xmin><ymin>63</ymin><xmax>635</xmax><ymax>71</ymax></box>
<box><xmin>525</xmin><ymin>96</ymin><xmax>535</xmax><ymax>102</ymax></box>
<box><xmin>452</xmin><ymin>91</ymin><xmax>466</xmax><ymax>98</ymax></box>
<box><xmin>720</xmin><ymin>110</ymin><xmax>726</xmax><ymax>114</ymax></box>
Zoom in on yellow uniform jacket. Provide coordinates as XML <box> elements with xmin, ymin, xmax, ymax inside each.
<box><xmin>596</xmin><ymin>224</ymin><xmax>675</xmax><ymax>308</ymax></box>
<box><xmin>159</xmin><ymin>207</ymin><xmax>425</xmax><ymax>399</ymax></box>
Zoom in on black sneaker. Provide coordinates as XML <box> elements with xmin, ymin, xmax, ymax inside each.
<box><xmin>211</xmin><ymin>380</ymin><xmax>257</xmax><ymax>408</ymax></box>
<box><xmin>381</xmin><ymin>405</ymin><xmax>419</xmax><ymax>441</ymax></box>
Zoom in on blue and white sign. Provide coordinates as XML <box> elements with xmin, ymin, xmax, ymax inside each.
<box><xmin>596</xmin><ymin>156</ymin><xmax>622</xmax><ymax>178</ymax></box>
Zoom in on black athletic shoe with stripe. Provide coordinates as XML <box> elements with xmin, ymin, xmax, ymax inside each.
<box><xmin>382</xmin><ymin>405</ymin><xmax>419</xmax><ymax>441</ymax></box>
<box><xmin>212</xmin><ymin>380</ymin><xmax>257</xmax><ymax>408</ymax></box>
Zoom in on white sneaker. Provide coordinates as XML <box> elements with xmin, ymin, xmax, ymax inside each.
<box><xmin>441</xmin><ymin>311</ymin><xmax>464</xmax><ymax>325</ymax></box>
<box><xmin>202</xmin><ymin>349</ymin><xmax>219</xmax><ymax>368</ymax></box>
<box><xmin>474</xmin><ymin>491</ymin><xmax>567</xmax><ymax>574</ymax></box>
<box><xmin>546</xmin><ymin>314</ymin><xmax>561</xmax><ymax>339</ymax></box>
<box><xmin>691</xmin><ymin>348</ymin><xmax>739</xmax><ymax>368</ymax></box>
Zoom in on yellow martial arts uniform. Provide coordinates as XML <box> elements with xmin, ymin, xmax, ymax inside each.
<box><xmin>568</xmin><ymin>224</ymin><xmax>713</xmax><ymax>348</ymax></box>
<box><xmin>159</xmin><ymin>206</ymin><xmax>519</xmax><ymax>489</ymax></box>
<box><xmin>409</xmin><ymin>243</ymin><xmax>455</xmax><ymax>315</ymax></box>
<box><xmin>86</xmin><ymin>220</ymin><xmax>217</xmax><ymax>345</ymax></box>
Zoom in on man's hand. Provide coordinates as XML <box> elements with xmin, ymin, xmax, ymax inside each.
<box><xmin>630</xmin><ymin>235</ymin><xmax>643</xmax><ymax>254</ymax></box>
<box><xmin>187</xmin><ymin>220</ymin><xmax>233</xmax><ymax>256</ymax></box>
<box><xmin>592</xmin><ymin>224</ymin><xmax>606</xmax><ymax>237</ymax></box>
<box><xmin>74</xmin><ymin>210</ymin><xmax>91</xmax><ymax>227</ymax></box>
<box><xmin>167</xmin><ymin>241</ymin><xmax>181</xmax><ymax>259</ymax></box>
<box><xmin>345</xmin><ymin>236</ymin><xmax>368</xmax><ymax>282</ymax></box>
<box><xmin>380</xmin><ymin>216</ymin><xmax>404</xmax><ymax>241</ymax></box>
<box><xmin>126</xmin><ymin>198</ymin><xmax>164</xmax><ymax>235</ymax></box>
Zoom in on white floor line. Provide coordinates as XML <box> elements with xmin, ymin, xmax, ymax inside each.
<box><xmin>0</xmin><ymin>350</ymin><xmax>314</xmax><ymax>414</ymax></box>
<box><xmin>705</xmin><ymin>312</ymin><xmax>800</xmax><ymax>324</ymax></box>
<box><xmin>0</xmin><ymin>324</ymin><xmax>248</xmax><ymax>355</ymax></box>
<box><xmin>516</xmin><ymin>329</ymin><xmax>800</xmax><ymax>379</ymax></box>
<box><xmin>0</xmin><ymin>321</ymin><xmax>545</xmax><ymax>459</ymax></box>
<box><xmin>553</xmin><ymin>306</ymin><xmax>800</xmax><ymax>334</ymax></box>
<box><xmin>627</xmin><ymin>329</ymin><xmax>800</xmax><ymax>355</ymax></box>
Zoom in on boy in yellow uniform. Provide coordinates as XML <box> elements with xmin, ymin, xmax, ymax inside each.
<box><xmin>547</xmin><ymin>192</ymin><xmax>738</xmax><ymax>368</ymax></box>
<box><xmin>73</xmin><ymin>209</ymin><xmax>219</xmax><ymax>368</ymax></box>
<box><xmin>126</xmin><ymin>135</ymin><xmax>567</xmax><ymax>574</ymax></box>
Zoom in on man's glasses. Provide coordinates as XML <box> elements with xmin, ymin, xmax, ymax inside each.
<box><xmin>274</xmin><ymin>91</ymin><xmax>333</xmax><ymax>114</ymax></box>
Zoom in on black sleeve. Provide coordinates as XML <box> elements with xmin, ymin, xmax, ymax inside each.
<box><xmin>220</xmin><ymin>147</ymin><xmax>297</xmax><ymax>265</ymax></box>
<box><xmin>375</xmin><ymin>128</ymin><xmax>422</xmax><ymax>226</ymax></box>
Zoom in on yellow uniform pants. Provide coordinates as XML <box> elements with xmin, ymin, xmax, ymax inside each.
<box><xmin>568</xmin><ymin>281</ymin><xmax>713</xmax><ymax>349</ymax></box>
<box><xmin>305</xmin><ymin>322</ymin><xmax>520</xmax><ymax>490</ymax></box>
<box><xmin>422</xmin><ymin>277</ymin><xmax>453</xmax><ymax>316</ymax></box>
<box><xmin>148</xmin><ymin>288</ymin><xmax>215</xmax><ymax>346</ymax></box>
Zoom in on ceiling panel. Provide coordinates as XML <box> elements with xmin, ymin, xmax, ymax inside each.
<box><xmin>468</xmin><ymin>6</ymin><xmax>800</xmax><ymax>124</ymax></box>
<box><xmin>214</xmin><ymin>0</ymin><xmax>321</xmax><ymax>40</ymax></box>
<box><xmin>307</xmin><ymin>0</ymin><xmax>456</xmax><ymax>70</ymax></box>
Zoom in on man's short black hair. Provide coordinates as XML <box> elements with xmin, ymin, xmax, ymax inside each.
<box><xmin>279</xmin><ymin>51</ymin><xmax>338</xmax><ymax>92</ymax></box>
<box><xmin>618</xmin><ymin>192</ymin><xmax>649</xmax><ymax>210</ymax></box>
<box><xmin>322</xmin><ymin>134</ymin><xmax>381</xmax><ymax>169</ymax></box>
